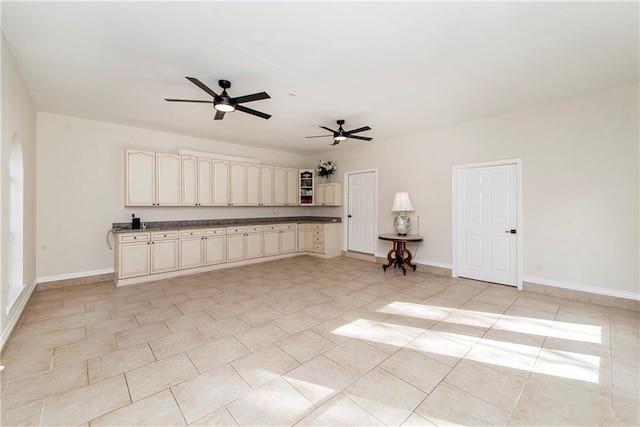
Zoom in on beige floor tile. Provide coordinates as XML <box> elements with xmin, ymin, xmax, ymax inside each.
<box><xmin>379</xmin><ymin>348</ymin><xmax>451</xmax><ymax>393</ymax></box>
<box><xmin>324</xmin><ymin>338</ymin><xmax>389</xmax><ymax>376</ymax></box>
<box><xmin>115</xmin><ymin>321</ymin><xmax>171</xmax><ymax>349</ymax></box>
<box><xmin>401</xmin><ymin>412</ymin><xmax>437</xmax><ymax>426</ymax></box>
<box><xmin>92</xmin><ymin>342</ymin><xmax>157</xmax><ymax>381</ymax></box>
<box><xmin>90</xmin><ymin>389</ymin><xmax>186</xmax><ymax>426</ymax></box>
<box><xmin>3</xmin><ymin>362</ymin><xmax>88</xmax><ymax>410</ymax></box>
<box><xmin>312</xmin><ymin>317</ymin><xmax>366</xmax><ymax>344</ymax></box>
<box><xmin>57</xmin><ymin>309</ymin><xmax>113</xmax><ymax>330</ymax></box>
<box><xmin>148</xmin><ymin>327</ymin><xmax>208</xmax><ymax>360</ymax></box>
<box><xmin>297</xmin><ymin>393</ymin><xmax>385</xmax><ymax>426</ymax></box>
<box><xmin>187</xmin><ymin>335</ymin><xmax>250</xmax><ymax>373</ymax></box>
<box><xmin>0</xmin><ymin>400</ymin><xmax>44</xmax><ymax>427</ymax></box>
<box><xmin>125</xmin><ymin>288</ymin><xmax>167</xmax><ymax>303</ymax></box>
<box><xmin>284</xmin><ymin>355</ymin><xmax>358</xmax><ymax>406</ymax></box>
<box><xmin>41</xmin><ymin>374</ymin><xmax>130</xmax><ymax>426</ymax></box>
<box><xmin>15</xmin><ymin>326</ymin><xmax>86</xmax><ymax>353</ymax></box>
<box><xmin>171</xmin><ymin>364</ymin><xmax>251</xmax><ymax>424</ymax></box>
<box><xmin>416</xmin><ymin>381</ymin><xmax>510</xmax><ymax>426</ymax></box>
<box><xmin>507</xmin><ymin>403</ymin><xmax>576</xmax><ymax>426</ymax></box>
<box><xmin>407</xmin><ymin>329</ymin><xmax>474</xmax><ymax>367</ymax></box>
<box><xmin>52</xmin><ymin>334</ymin><xmax>118</xmax><ymax>368</ymax></box>
<box><xmin>163</xmin><ymin>310</ymin><xmax>214</xmax><ymax>332</ymax></box>
<box><xmin>125</xmin><ymin>352</ymin><xmax>198</xmax><ymax>402</ymax></box>
<box><xmin>150</xmin><ymin>293</ymin><xmax>191</xmax><ymax>308</ymax></box>
<box><xmin>444</xmin><ymin>359</ymin><xmax>526</xmax><ymax>412</ymax></box>
<box><xmin>355</xmin><ymin>322</ymin><xmax>417</xmax><ymax>354</ymax></box>
<box><xmin>270</xmin><ymin>311</ymin><xmax>321</xmax><ymax>334</ymax></box>
<box><xmin>196</xmin><ymin>315</ymin><xmax>249</xmax><ymax>341</ymax></box>
<box><xmin>231</xmin><ymin>344</ymin><xmax>300</xmax><ymax>388</ymax></box>
<box><xmin>86</xmin><ymin>314</ymin><xmax>139</xmax><ymax>338</ymax></box>
<box><xmin>189</xmin><ymin>407</ymin><xmax>238</xmax><ymax>426</ymax></box>
<box><xmin>226</xmin><ymin>377</ymin><xmax>315</xmax><ymax>426</ymax></box>
<box><xmin>276</xmin><ymin>330</ymin><xmax>336</xmax><ymax>363</ymax></box>
<box><xmin>1</xmin><ymin>348</ymin><xmax>54</xmax><ymax>383</ymax></box>
<box><xmin>344</xmin><ymin>366</ymin><xmax>427</xmax><ymax>425</ymax></box>
<box><xmin>233</xmin><ymin>322</ymin><xmax>290</xmax><ymax>352</ymax></box>
<box><xmin>134</xmin><ymin>305</ymin><xmax>182</xmax><ymax>326</ymax></box>
<box><xmin>176</xmin><ymin>296</ymin><xmax>219</xmax><ymax>314</ymax></box>
<box><xmin>109</xmin><ymin>300</ymin><xmax>155</xmax><ymax>318</ymax></box>
<box><xmin>303</xmin><ymin>302</ymin><xmax>346</xmax><ymax>321</ymax></box>
<box><xmin>236</xmin><ymin>306</ymin><xmax>283</xmax><ymax>326</ymax></box>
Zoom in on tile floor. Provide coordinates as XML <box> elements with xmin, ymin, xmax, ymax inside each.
<box><xmin>1</xmin><ymin>256</ymin><xmax>638</xmax><ymax>426</ymax></box>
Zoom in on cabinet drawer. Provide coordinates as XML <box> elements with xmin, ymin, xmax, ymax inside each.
<box><xmin>204</xmin><ymin>228</ymin><xmax>226</xmax><ymax>236</ymax></box>
<box><xmin>298</xmin><ymin>224</ymin><xmax>311</xmax><ymax>230</ymax></box>
<box><xmin>152</xmin><ymin>231</ymin><xmax>178</xmax><ymax>240</ymax></box>
<box><xmin>246</xmin><ymin>225</ymin><xmax>263</xmax><ymax>233</ymax></box>
<box><xmin>226</xmin><ymin>226</ymin><xmax>246</xmax><ymax>235</ymax></box>
<box><xmin>119</xmin><ymin>233</ymin><xmax>150</xmax><ymax>243</ymax></box>
<box><xmin>311</xmin><ymin>224</ymin><xmax>323</xmax><ymax>230</ymax></box>
<box><xmin>313</xmin><ymin>244</ymin><xmax>324</xmax><ymax>253</ymax></box>
<box><xmin>279</xmin><ymin>224</ymin><xmax>297</xmax><ymax>231</ymax></box>
<box><xmin>263</xmin><ymin>224</ymin><xmax>278</xmax><ymax>232</ymax></box>
<box><xmin>179</xmin><ymin>229</ymin><xmax>203</xmax><ymax>238</ymax></box>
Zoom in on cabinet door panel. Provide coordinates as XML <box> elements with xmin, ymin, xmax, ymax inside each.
<box><xmin>263</xmin><ymin>232</ymin><xmax>280</xmax><ymax>256</ymax></box>
<box><xmin>198</xmin><ymin>158</ymin><xmax>213</xmax><ymax>206</ymax></box>
<box><xmin>273</xmin><ymin>167</ymin><xmax>286</xmax><ymax>206</ymax></box>
<box><xmin>213</xmin><ymin>160</ymin><xmax>230</xmax><ymax>206</ymax></box>
<box><xmin>246</xmin><ymin>233</ymin><xmax>263</xmax><ymax>259</ymax></box>
<box><xmin>230</xmin><ymin>162</ymin><xmax>246</xmax><ymax>206</ymax></box>
<box><xmin>281</xmin><ymin>230</ymin><xmax>297</xmax><ymax>253</ymax></box>
<box><xmin>152</xmin><ymin>240</ymin><xmax>179</xmax><ymax>273</ymax></box>
<box><xmin>227</xmin><ymin>234</ymin><xmax>245</xmax><ymax>262</ymax></box>
<box><xmin>260</xmin><ymin>165</ymin><xmax>274</xmax><ymax>206</ymax></box>
<box><xmin>205</xmin><ymin>236</ymin><xmax>226</xmax><ymax>265</ymax></box>
<box><xmin>182</xmin><ymin>156</ymin><xmax>198</xmax><ymax>206</ymax></box>
<box><xmin>119</xmin><ymin>242</ymin><xmax>150</xmax><ymax>278</ymax></box>
<box><xmin>246</xmin><ymin>163</ymin><xmax>260</xmax><ymax>206</ymax></box>
<box><xmin>315</xmin><ymin>184</ymin><xmax>326</xmax><ymax>206</ymax></box>
<box><xmin>179</xmin><ymin>238</ymin><xmax>204</xmax><ymax>269</ymax></box>
<box><xmin>286</xmin><ymin>168</ymin><xmax>299</xmax><ymax>206</ymax></box>
<box><xmin>126</xmin><ymin>150</ymin><xmax>155</xmax><ymax>206</ymax></box>
<box><xmin>156</xmin><ymin>153</ymin><xmax>182</xmax><ymax>206</ymax></box>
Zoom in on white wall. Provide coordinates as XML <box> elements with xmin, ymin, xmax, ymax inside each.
<box><xmin>318</xmin><ymin>85</ymin><xmax>639</xmax><ymax>297</ymax></box>
<box><xmin>1</xmin><ymin>33</ymin><xmax>38</xmax><ymax>346</ymax></box>
<box><xmin>36</xmin><ymin>113</ymin><xmax>312</xmax><ymax>280</ymax></box>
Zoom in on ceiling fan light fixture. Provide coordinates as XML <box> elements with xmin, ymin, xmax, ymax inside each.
<box><xmin>334</xmin><ymin>134</ymin><xmax>348</xmax><ymax>141</ymax></box>
<box><xmin>214</xmin><ymin>98</ymin><xmax>236</xmax><ymax>112</ymax></box>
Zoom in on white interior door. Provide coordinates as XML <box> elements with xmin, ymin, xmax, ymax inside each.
<box><xmin>348</xmin><ymin>171</ymin><xmax>376</xmax><ymax>254</ymax></box>
<box><xmin>456</xmin><ymin>164</ymin><xmax>518</xmax><ymax>286</ymax></box>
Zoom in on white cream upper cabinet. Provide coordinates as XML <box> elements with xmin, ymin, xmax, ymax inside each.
<box><xmin>198</xmin><ymin>158</ymin><xmax>213</xmax><ymax>206</ymax></box>
<box><xmin>273</xmin><ymin>166</ymin><xmax>287</xmax><ymax>206</ymax></box>
<box><xmin>230</xmin><ymin>161</ymin><xmax>247</xmax><ymax>206</ymax></box>
<box><xmin>315</xmin><ymin>183</ymin><xmax>343</xmax><ymax>206</ymax></box>
<box><xmin>246</xmin><ymin>163</ymin><xmax>261</xmax><ymax>206</ymax></box>
<box><xmin>286</xmin><ymin>168</ymin><xmax>299</xmax><ymax>206</ymax></box>
<box><xmin>126</xmin><ymin>149</ymin><xmax>155</xmax><ymax>206</ymax></box>
<box><xmin>156</xmin><ymin>153</ymin><xmax>182</xmax><ymax>206</ymax></box>
<box><xmin>212</xmin><ymin>160</ymin><xmax>230</xmax><ymax>206</ymax></box>
<box><xmin>260</xmin><ymin>165</ymin><xmax>274</xmax><ymax>206</ymax></box>
<box><xmin>181</xmin><ymin>156</ymin><xmax>198</xmax><ymax>206</ymax></box>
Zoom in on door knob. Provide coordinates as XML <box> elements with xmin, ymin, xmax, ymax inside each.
<box><xmin>505</xmin><ymin>229</ymin><xmax>517</xmax><ymax>234</ymax></box>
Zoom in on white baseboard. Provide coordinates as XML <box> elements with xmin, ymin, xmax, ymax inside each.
<box><xmin>1</xmin><ymin>279</ymin><xmax>38</xmax><ymax>352</ymax></box>
<box><xmin>37</xmin><ymin>268</ymin><xmax>115</xmax><ymax>284</ymax></box>
<box><xmin>523</xmin><ymin>275</ymin><xmax>640</xmax><ymax>301</ymax></box>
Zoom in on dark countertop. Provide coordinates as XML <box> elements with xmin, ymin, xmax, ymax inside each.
<box><xmin>112</xmin><ymin>216</ymin><xmax>341</xmax><ymax>233</ymax></box>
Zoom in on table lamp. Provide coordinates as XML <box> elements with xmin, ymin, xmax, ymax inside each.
<box><xmin>392</xmin><ymin>192</ymin><xmax>414</xmax><ymax>236</ymax></box>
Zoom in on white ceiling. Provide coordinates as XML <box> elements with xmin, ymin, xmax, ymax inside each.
<box><xmin>2</xmin><ymin>1</ymin><xmax>638</xmax><ymax>155</ymax></box>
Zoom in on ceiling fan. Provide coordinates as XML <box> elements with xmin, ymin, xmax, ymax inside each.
<box><xmin>165</xmin><ymin>77</ymin><xmax>271</xmax><ymax>120</ymax></box>
<box><xmin>306</xmin><ymin>120</ymin><xmax>373</xmax><ymax>145</ymax></box>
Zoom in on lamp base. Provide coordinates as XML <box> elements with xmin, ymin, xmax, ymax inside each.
<box><xmin>393</xmin><ymin>212</ymin><xmax>411</xmax><ymax>236</ymax></box>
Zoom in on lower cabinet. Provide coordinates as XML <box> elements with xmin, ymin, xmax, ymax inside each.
<box><xmin>115</xmin><ymin>222</ymin><xmax>340</xmax><ymax>285</ymax></box>
<box><xmin>151</xmin><ymin>234</ymin><xmax>179</xmax><ymax>274</ymax></box>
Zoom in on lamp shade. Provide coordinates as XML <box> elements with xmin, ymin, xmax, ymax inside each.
<box><xmin>391</xmin><ymin>192</ymin><xmax>414</xmax><ymax>212</ymax></box>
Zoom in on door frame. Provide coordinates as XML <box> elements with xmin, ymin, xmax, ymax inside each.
<box><xmin>342</xmin><ymin>168</ymin><xmax>378</xmax><ymax>253</ymax></box>
<box><xmin>452</xmin><ymin>158</ymin><xmax>523</xmax><ymax>289</ymax></box>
